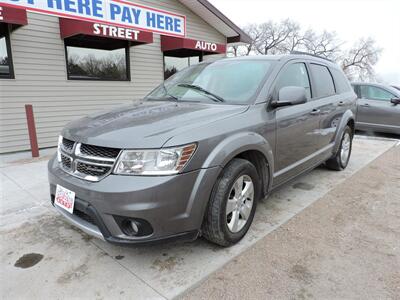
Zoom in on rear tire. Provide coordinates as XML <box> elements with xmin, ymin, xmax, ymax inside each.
<box><xmin>202</xmin><ymin>158</ymin><xmax>260</xmax><ymax>247</ymax></box>
<box><xmin>326</xmin><ymin>125</ymin><xmax>353</xmax><ymax>171</ymax></box>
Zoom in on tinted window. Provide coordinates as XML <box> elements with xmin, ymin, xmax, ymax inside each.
<box><xmin>360</xmin><ymin>85</ymin><xmax>396</xmax><ymax>101</ymax></box>
<box><xmin>164</xmin><ymin>56</ymin><xmax>200</xmax><ymax>80</ymax></box>
<box><xmin>65</xmin><ymin>41</ymin><xmax>129</xmax><ymax>81</ymax></box>
<box><xmin>331</xmin><ymin>68</ymin><xmax>351</xmax><ymax>93</ymax></box>
<box><xmin>147</xmin><ymin>60</ymin><xmax>273</xmax><ymax>104</ymax></box>
<box><xmin>275</xmin><ymin>63</ymin><xmax>311</xmax><ymax>99</ymax></box>
<box><xmin>0</xmin><ymin>24</ymin><xmax>13</xmax><ymax>79</ymax></box>
<box><xmin>310</xmin><ymin>64</ymin><xmax>335</xmax><ymax>97</ymax></box>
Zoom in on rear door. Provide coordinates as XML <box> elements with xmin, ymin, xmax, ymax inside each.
<box><xmin>357</xmin><ymin>85</ymin><xmax>400</xmax><ymax>133</ymax></box>
<box><xmin>308</xmin><ymin>63</ymin><xmax>341</xmax><ymax>148</ymax></box>
<box><xmin>273</xmin><ymin>61</ymin><xmax>321</xmax><ymax>184</ymax></box>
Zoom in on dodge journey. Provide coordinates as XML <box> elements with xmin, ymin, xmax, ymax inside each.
<box><xmin>48</xmin><ymin>54</ymin><xmax>357</xmax><ymax>246</ymax></box>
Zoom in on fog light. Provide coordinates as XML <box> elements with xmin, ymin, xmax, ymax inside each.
<box><xmin>114</xmin><ymin>216</ymin><xmax>154</xmax><ymax>237</ymax></box>
<box><xmin>130</xmin><ymin>220</ymin><xmax>139</xmax><ymax>234</ymax></box>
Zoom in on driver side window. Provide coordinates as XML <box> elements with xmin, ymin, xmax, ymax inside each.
<box><xmin>275</xmin><ymin>63</ymin><xmax>312</xmax><ymax>100</ymax></box>
<box><xmin>360</xmin><ymin>85</ymin><xmax>395</xmax><ymax>101</ymax></box>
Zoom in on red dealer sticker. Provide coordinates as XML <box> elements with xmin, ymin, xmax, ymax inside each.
<box><xmin>55</xmin><ymin>185</ymin><xmax>75</xmax><ymax>214</ymax></box>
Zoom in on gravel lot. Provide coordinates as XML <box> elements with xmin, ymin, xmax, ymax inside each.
<box><xmin>0</xmin><ymin>136</ymin><xmax>398</xmax><ymax>299</ymax></box>
<box><xmin>183</xmin><ymin>145</ymin><xmax>400</xmax><ymax>299</ymax></box>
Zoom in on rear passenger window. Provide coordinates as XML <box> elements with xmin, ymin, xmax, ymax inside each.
<box><xmin>275</xmin><ymin>63</ymin><xmax>311</xmax><ymax>99</ymax></box>
<box><xmin>331</xmin><ymin>68</ymin><xmax>352</xmax><ymax>93</ymax></box>
<box><xmin>310</xmin><ymin>64</ymin><xmax>335</xmax><ymax>98</ymax></box>
<box><xmin>360</xmin><ymin>85</ymin><xmax>396</xmax><ymax>101</ymax></box>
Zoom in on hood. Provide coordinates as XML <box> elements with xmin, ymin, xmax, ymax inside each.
<box><xmin>62</xmin><ymin>101</ymin><xmax>248</xmax><ymax>149</ymax></box>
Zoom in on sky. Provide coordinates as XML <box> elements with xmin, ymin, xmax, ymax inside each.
<box><xmin>209</xmin><ymin>0</ymin><xmax>400</xmax><ymax>84</ymax></box>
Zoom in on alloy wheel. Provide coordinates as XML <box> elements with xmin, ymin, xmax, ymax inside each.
<box><xmin>226</xmin><ymin>175</ymin><xmax>254</xmax><ymax>233</ymax></box>
<box><xmin>340</xmin><ymin>132</ymin><xmax>351</xmax><ymax>166</ymax></box>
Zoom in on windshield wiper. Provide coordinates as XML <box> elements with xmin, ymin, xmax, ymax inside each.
<box><xmin>177</xmin><ymin>84</ymin><xmax>225</xmax><ymax>103</ymax></box>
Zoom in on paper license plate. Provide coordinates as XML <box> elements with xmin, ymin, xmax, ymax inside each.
<box><xmin>54</xmin><ymin>184</ymin><xmax>75</xmax><ymax>214</ymax></box>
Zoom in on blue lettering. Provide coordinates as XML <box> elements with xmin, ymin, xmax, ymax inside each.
<box><xmin>110</xmin><ymin>3</ymin><xmax>121</xmax><ymax>20</ymax></box>
<box><xmin>131</xmin><ymin>8</ymin><xmax>141</xmax><ymax>25</ymax></box>
<box><xmin>174</xmin><ymin>18</ymin><xmax>181</xmax><ymax>33</ymax></box>
<box><xmin>146</xmin><ymin>12</ymin><xmax>156</xmax><ymax>28</ymax></box>
<box><xmin>165</xmin><ymin>16</ymin><xmax>173</xmax><ymax>31</ymax></box>
<box><xmin>47</xmin><ymin>0</ymin><xmax>62</xmax><ymax>10</ymax></box>
<box><xmin>92</xmin><ymin>0</ymin><xmax>103</xmax><ymax>17</ymax></box>
<box><xmin>77</xmin><ymin>0</ymin><xmax>90</xmax><ymax>15</ymax></box>
<box><xmin>156</xmin><ymin>14</ymin><xmax>164</xmax><ymax>29</ymax></box>
<box><xmin>121</xmin><ymin>7</ymin><xmax>132</xmax><ymax>23</ymax></box>
<box><xmin>64</xmin><ymin>0</ymin><xmax>76</xmax><ymax>13</ymax></box>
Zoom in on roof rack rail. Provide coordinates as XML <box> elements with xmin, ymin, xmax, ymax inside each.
<box><xmin>290</xmin><ymin>51</ymin><xmax>334</xmax><ymax>63</ymax></box>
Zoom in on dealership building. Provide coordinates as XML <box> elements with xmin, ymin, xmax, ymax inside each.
<box><xmin>0</xmin><ymin>0</ymin><xmax>250</xmax><ymax>153</ymax></box>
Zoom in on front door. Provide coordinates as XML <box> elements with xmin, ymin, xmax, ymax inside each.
<box><xmin>357</xmin><ymin>85</ymin><xmax>400</xmax><ymax>133</ymax></box>
<box><xmin>273</xmin><ymin>62</ymin><xmax>321</xmax><ymax>185</ymax></box>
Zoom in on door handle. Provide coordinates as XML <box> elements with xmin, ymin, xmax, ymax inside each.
<box><xmin>310</xmin><ymin>109</ymin><xmax>320</xmax><ymax>115</ymax></box>
<box><xmin>360</xmin><ymin>103</ymin><xmax>370</xmax><ymax>107</ymax></box>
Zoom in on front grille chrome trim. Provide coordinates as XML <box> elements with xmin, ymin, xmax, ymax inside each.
<box><xmin>59</xmin><ymin>139</ymin><xmax>119</xmax><ymax>182</ymax></box>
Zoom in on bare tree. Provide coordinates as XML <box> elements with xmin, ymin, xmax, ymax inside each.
<box><xmin>229</xmin><ymin>19</ymin><xmax>382</xmax><ymax>80</ymax></box>
<box><xmin>255</xmin><ymin>19</ymin><xmax>299</xmax><ymax>55</ymax></box>
<box><xmin>302</xmin><ymin>30</ymin><xmax>343</xmax><ymax>59</ymax></box>
<box><xmin>340</xmin><ymin>38</ymin><xmax>382</xmax><ymax>81</ymax></box>
<box><xmin>228</xmin><ymin>23</ymin><xmax>263</xmax><ymax>56</ymax></box>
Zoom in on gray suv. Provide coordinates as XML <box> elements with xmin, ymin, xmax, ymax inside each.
<box><xmin>48</xmin><ymin>54</ymin><xmax>357</xmax><ymax>246</ymax></box>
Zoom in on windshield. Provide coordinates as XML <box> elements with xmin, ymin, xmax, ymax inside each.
<box><xmin>146</xmin><ymin>59</ymin><xmax>274</xmax><ymax>104</ymax></box>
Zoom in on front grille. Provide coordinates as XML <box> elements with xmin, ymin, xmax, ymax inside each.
<box><xmin>59</xmin><ymin>137</ymin><xmax>120</xmax><ymax>182</ymax></box>
<box><xmin>80</xmin><ymin>144</ymin><xmax>120</xmax><ymax>159</ymax></box>
<box><xmin>62</xmin><ymin>138</ymin><xmax>75</xmax><ymax>152</ymax></box>
<box><xmin>61</xmin><ymin>153</ymin><xmax>72</xmax><ymax>170</ymax></box>
<box><xmin>74</xmin><ymin>208</ymin><xmax>97</xmax><ymax>226</ymax></box>
<box><xmin>76</xmin><ymin>161</ymin><xmax>111</xmax><ymax>177</ymax></box>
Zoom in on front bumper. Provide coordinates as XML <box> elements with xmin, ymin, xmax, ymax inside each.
<box><xmin>48</xmin><ymin>156</ymin><xmax>221</xmax><ymax>245</ymax></box>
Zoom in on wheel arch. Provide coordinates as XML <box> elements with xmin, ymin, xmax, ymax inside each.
<box><xmin>333</xmin><ymin>110</ymin><xmax>355</xmax><ymax>154</ymax></box>
<box><xmin>201</xmin><ymin>132</ymin><xmax>274</xmax><ymax>197</ymax></box>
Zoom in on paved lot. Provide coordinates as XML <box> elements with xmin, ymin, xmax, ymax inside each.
<box><xmin>183</xmin><ymin>145</ymin><xmax>400</xmax><ymax>299</ymax></box>
<box><xmin>0</xmin><ymin>136</ymin><xmax>398</xmax><ymax>299</ymax></box>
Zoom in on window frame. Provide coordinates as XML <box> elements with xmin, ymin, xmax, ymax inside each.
<box><xmin>308</xmin><ymin>63</ymin><xmax>336</xmax><ymax>100</ymax></box>
<box><xmin>64</xmin><ymin>40</ymin><xmax>131</xmax><ymax>82</ymax></box>
<box><xmin>359</xmin><ymin>85</ymin><xmax>396</xmax><ymax>101</ymax></box>
<box><xmin>0</xmin><ymin>24</ymin><xmax>15</xmax><ymax>80</ymax></box>
<box><xmin>330</xmin><ymin>67</ymin><xmax>352</xmax><ymax>94</ymax></box>
<box><xmin>272</xmin><ymin>61</ymin><xmax>313</xmax><ymax>101</ymax></box>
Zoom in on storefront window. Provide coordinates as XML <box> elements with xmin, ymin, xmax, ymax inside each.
<box><xmin>65</xmin><ymin>43</ymin><xmax>129</xmax><ymax>81</ymax></box>
<box><xmin>164</xmin><ymin>56</ymin><xmax>200</xmax><ymax>79</ymax></box>
<box><xmin>0</xmin><ymin>24</ymin><xmax>14</xmax><ymax>79</ymax></box>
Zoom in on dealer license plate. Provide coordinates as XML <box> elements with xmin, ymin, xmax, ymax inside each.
<box><xmin>54</xmin><ymin>185</ymin><xmax>75</xmax><ymax>214</ymax></box>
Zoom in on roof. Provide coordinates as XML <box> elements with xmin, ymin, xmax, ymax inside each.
<box><xmin>178</xmin><ymin>0</ymin><xmax>252</xmax><ymax>44</ymax></box>
<box><xmin>219</xmin><ymin>54</ymin><xmax>340</xmax><ymax>67</ymax></box>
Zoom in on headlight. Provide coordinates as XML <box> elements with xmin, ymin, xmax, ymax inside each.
<box><xmin>57</xmin><ymin>135</ymin><xmax>63</xmax><ymax>162</ymax></box>
<box><xmin>114</xmin><ymin>143</ymin><xmax>197</xmax><ymax>175</ymax></box>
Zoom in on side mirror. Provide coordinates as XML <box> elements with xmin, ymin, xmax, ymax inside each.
<box><xmin>390</xmin><ymin>98</ymin><xmax>400</xmax><ymax>105</ymax></box>
<box><xmin>271</xmin><ymin>86</ymin><xmax>307</xmax><ymax>108</ymax></box>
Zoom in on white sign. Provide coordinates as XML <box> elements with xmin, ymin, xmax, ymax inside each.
<box><xmin>0</xmin><ymin>0</ymin><xmax>186</xmax><ymax>37</ymax></box>
<box><xmin>93</xmin><ymin>23</ymin><xmax>139</xmax><ymax>40</ymax></box>
<box><xmin>195</xmin><ymin>41</ymin><xmax>218</xmax><ymax>52</ymax></box>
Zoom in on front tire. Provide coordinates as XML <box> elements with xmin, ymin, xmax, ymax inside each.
<box><xmin>202</xmin><ymin>158</ymin><xmax>260</xmax><ymax>247</ymax></box>
<box><xmin>326</xmin><ymin>125</ymin><xmax>353</xmax><ymax>171</ymax></box>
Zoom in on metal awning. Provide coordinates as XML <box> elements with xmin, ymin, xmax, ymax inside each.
<box><xmin>0</xmin><ymin>4</ymin><xmax>28</xmax><ymax>30</ymax></box>
<box><xmin>161</xmin><ymin>36</ymin><xmax>226</xmax><ymax>57</ymax></box>
<box><xmin>59</xmin><ymin>18</ymin><xmax>153</xmax><ymax>50</ymax></box>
